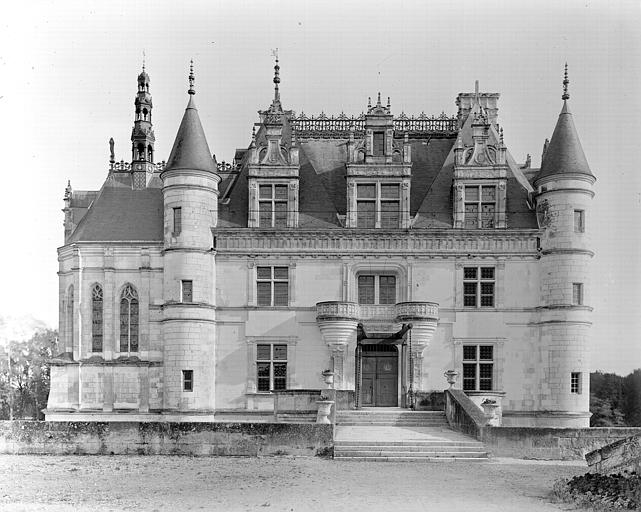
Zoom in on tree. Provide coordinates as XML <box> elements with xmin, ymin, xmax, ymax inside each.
<box><xmin>622</xmin><ymin>369</ymin><xmax>641</xmax><ymax>427</ymax></box>
<box><xmin>0</xmin><ymin>329</ymin><xmax>58</xmax><ymax>420</ymax></box>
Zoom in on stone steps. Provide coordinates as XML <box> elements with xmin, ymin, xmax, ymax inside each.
<box><xmin>337</xmin><ymin>410</ymin><xmax>448</xmax><ymax>427</ymax></box>
<box><xmin>334</xmin><ymin>456</ymin><xmax>488</xmax><ymax>463</ymax></box>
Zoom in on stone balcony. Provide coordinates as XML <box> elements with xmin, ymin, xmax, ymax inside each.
<box><xmin>316</xmin><ymin>301</ymin><xmax>438</xmax><ymax>324</ymax></box>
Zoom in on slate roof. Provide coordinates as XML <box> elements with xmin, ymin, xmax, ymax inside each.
<box><xmin>67</xmin><ymin>173</ymin><xmax>164</xmax><ymax>243</ymax></box>
<box><xmin>536</xmin><ymin>101</ymin><xmax>593</xmax><ymax>181</ymax></box>
<box><xmin>165</xmin><ymin>95</ymin><xmax>217</xmax><ymax>174</ymax></box>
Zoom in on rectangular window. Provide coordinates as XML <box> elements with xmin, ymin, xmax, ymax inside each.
<box><xmin>574</xmin><ymin>210</ymin><xmax>585</xmax><ymax>233</ymax></box>
<box><xmin>173</xmin><ymin>207</ymin><xmax>182</xmax><ymax>234</ymax></box>
<box><xmin>463</xmin><ymin>267</ymin><xmax>495</xmax><ymax>307</ymax></box>
<box><xmin>463</xmin><ymin>345</ymin><xmax>494</xmax><ymax>391</ymax></box>
<box><xmin>257</xmin><ymin>266</ymin><xmax>289</xmax><ymax>307</ymax></box>
<box><xmin>356</xmin><ymin>183</ymin><xmax>400</xmax><ymax>228</ymax></box>
<box><xmin>256</xmin><ymin>344</ymin><xmax>287</xmax><ymax>392</ymax></box>
<box><xmin>373</xmin><ymin>131</ymin><xmax>385</xmax><ymax>156</ymax></box>
<box><xmin>182</xmin><ymin>370</ymin><xmax>193</xmax><ymax>392</ymax></box>
<box><xmin>258</xmin><ymin>184</ymin><xmax>288</xmax><ymax>228</ymax></box>
<box><xmin>464</xmin><ymin>185</ymin><xmax>496</xmax><ymax>228</ymax></box>
<box><xmin>358</xmin><ymin>275</ymin><xmax>396</xmax><ymax>305</ymax></box>
<box><xmin>181</xmin><ymin>280</ymin><xmax>193</xmax><ymax>302</ymax></box>
<box><xmin>571</xmin><ymin>372</ymin><xmax>581</xmax><ymax>394</ymax></box>
<box><xmin>572</xmin><ymin>283</ymin><xmax>583</xmax><ymax>305</ymax></box>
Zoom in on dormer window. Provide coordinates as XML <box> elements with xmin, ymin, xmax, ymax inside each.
<box><xmin>356</xmin><ymin>183</ymin><xmax>400</xmax><ymax>228</ymax></box>
<box><xmin>259</xmin><ymin>184</ymin><xmax>288</xmax><ymax>228</ymax></box>
<box><xmin>373</xmin><ymin>132</ymin><xmax>385</xmax><ymax>156</ymax></box>
<box><xmin>464</xmin><ymin>185</ymin><xmax>496</xmax><ymax>229</ymax></box>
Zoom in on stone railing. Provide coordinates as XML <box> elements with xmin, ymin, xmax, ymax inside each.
<box><xmin>290</xmin><ymin>112</ymin><xmax>458</xmax><ymax>139</ymax></box>
<box><xmin>316</xmin><ymin>301</ymin><xmax>360</xmax><ymax>321</ymax></box>
<box><xmin>109</xmin><ymin>161</ymin><xmax>166</xmax><ymax>173</ymax></box>
<box><xmin>316</xmin><ymin>301</ymin><xmax>439</xmax><ymax>323</ymax></box>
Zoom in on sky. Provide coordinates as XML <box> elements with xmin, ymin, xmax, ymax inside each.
<box><xmin>0</xmin><ymin>0</ymin><xmax>639</xmax><ymax>374</ymax></box>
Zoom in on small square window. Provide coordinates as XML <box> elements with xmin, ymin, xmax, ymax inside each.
<box><xmin>181</xmin><ymin>280</ymin><xmax>193</xmax><ymax>302</ymax></box>
<box><xmin>182</xmin><ymin>370</ymin><xmax>193</xmax><ymax>392</ymax></box>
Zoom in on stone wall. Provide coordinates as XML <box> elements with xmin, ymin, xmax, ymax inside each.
<box><xmin>0</xmin><ymin>421</ymin><xmax>332</xmax><ymax>457</ymax></box>
<box><xmin>586</xmin><ymin>435</ymin><xmax>641</xmax><ymax>474</ymax></box>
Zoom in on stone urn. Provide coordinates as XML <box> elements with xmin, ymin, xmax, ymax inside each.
<box><xmin>321</xmin><ymin>370</ymin><xmax>335</xmax><ymax>389</ymax></box>
<box><xmin>444</xmin><ymin>369</ymin><xmax>459</xmax><ymax>388</ymax></box>
<box><xmin>481</xmin><ymin>399</ymin><xmax>500</xmax><ymax>426</ymax></box>
<box><xmin>316</xmin><ymin>399</ymin><xmax>334</xmax><ymax>424</ymax></box>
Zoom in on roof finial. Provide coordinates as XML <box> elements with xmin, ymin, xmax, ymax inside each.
<box><xmin>188</xmin><ymin>59</ymin><xmax>195</xmax><ymax>95</ymax></box>
<box><xmin>271</xmin><ymin>48</ymin><xmax>280</xmax><ymax>104</ymax></box>
<box><xmin>475</xmin><ymin>80</ymin><xmax>480</xmax><ymax>104</ymax></box>
<box><xmin>377</xmin><ymin>92</ymin><xmax>382</xmax><ymax>106</ymax></box>
<box><xmin>387</xmin><ymin>96</ymin><xmax>391</xmax><ymax>109</ymax></box>
<box><xmin>562</xmin><ymin>62</ymin><xmax>570</xmax><ymax>101</ymax></box>
<box><xmin>142</xmin><ymin>50</ymin><xmax>146</xmax><ymax>72</ymax></box>
<box><xmin>368</xmin><ymin>97</ymin><xmax>372</xmax><ymax>108</ymax></box>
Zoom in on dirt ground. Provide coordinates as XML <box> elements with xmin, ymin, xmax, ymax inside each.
<box><xmin>0</xmin><ymin>455</ymin><xmax>587</xmax><ymax>512</ymax></box>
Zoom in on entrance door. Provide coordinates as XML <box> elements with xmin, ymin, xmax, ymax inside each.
<box><xmin>361</xmin><ymin>344</ymin><xmax>398</xmax><ymax>406</ymax></box>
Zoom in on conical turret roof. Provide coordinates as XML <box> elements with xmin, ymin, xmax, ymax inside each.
<box><xmin>165</xmin><ymin>64</ymin><xmax>216</xmax><ymax>173</ymax></box>
<box><xmin>536</xmin><ymin>100</ymin><xmax>593</xmax><ymax>182</ymax></box>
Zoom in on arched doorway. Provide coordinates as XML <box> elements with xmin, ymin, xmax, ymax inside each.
<box><xmin>360</xmin><ymin>344</ymin><xmax>398</xmax><ymax>406</ymax></box>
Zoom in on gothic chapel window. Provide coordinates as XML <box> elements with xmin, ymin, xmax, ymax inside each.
<box><xmin>120</xmin><ymin>284</ymin><xmax>139</xmax><ymax>353</ymax></box>
<box><xmin>91</xmin><ymin>284</ymin><xmax>103</xmax><ymax>353</ymax></box>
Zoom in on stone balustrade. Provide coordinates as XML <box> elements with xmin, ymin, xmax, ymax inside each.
<box><xmin>315</xmin><ymin>301</ymin><xmax>439</xmax><ymax>323</ymax></box>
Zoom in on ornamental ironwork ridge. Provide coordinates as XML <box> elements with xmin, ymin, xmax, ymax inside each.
<box><xmin>109</xmin><ymin>161</ymin><xmax>238</xmax><ymax>173</ymax></box>
<box><xmin>290</xmin><ymin>112</ymin><xmax>458</xmax><ymax>138</ymax></box>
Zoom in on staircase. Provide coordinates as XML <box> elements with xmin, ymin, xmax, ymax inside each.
<box><xmin>334</xmin><ymin>408</ymin><xmax>489</xmax><ymax>462</ymax></box>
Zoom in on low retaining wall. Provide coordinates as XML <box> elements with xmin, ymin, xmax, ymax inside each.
<box><xmin>586</xmin><ymin>435</ymin><xmax>641</xmax><ymax>474</ymax></box>
<box><xmin>480</xmin><ymin>426</ymin><xmax>641</xmax><ymax>460</ymax></box>
<box><xmin>0</xmin><ymin>421</ymin><xmax>333</xmax><ymax>457</ymax></box>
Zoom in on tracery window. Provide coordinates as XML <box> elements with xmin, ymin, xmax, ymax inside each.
<box><xmin>91</xmin><ymin>284</ymin><xmax>103</xmax><ymax>353</ymax></box>
<box><xmin>119</xmin><ymin>284</ymin><xmax>139</xmax><ymax>353</ymax></box>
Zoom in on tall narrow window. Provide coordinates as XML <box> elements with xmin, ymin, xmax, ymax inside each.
<box><xmin>67</xmin><ymin>285</ymin><xmax>74</xmax><ymax>350</ymax></box>
<box><xmin>356</xmin><ymin>183</ymin><xmax>400</xmax><ymax>228</ymax></box>
<box><xmin>173</xmin><ymin>207</ymin><xmax>182</xmax><ymax>235</ymax></box>
<box><xmin>119</xmin><ymin>284</ymin><xmax>139</xmax><ymax>353</ymax></box>
<box><xmin>183</xmin><ymin>370</ymin><xmax>193</xmax><ymax>392</ymax></box>
<box><xmin>256</xmin><ymin>344</ymin><xmax>287</xmax><ymax>392</ymax></box>
<box><xmin>258</xmin><ymin>184</ymin><xmax>288</xmax><ymax>228</ymax></box>
<box><xmin>572</xmin><ymin>283</ymin><xmax>583</xmax><ymax>305</ymax></box>
<box><xmin>358</xmin><ymin>275</ymin><xmax>396</xmax><ymax>304</ymax></box>
<box><xmin>373</xmin><ymin>131</ymin><xmax>385</xmax><ymax>156</ymax></box>
<box><xmin>91</xmin><ymin>284</ymin><xmax>103</xmax><ymax>352</ymax></box>
<box><xmin>257</xmin><ymin>267</ymin><xmax>289</xmax><ymax>306</ymax></box>
<box><xmin>464</xmin><ymin>185</ymin><xmax>496</xmax><ymax>228</ymax></box>
<box><xmin>574</xmin><ymin>210</ymin><xmax>585</xmax><ymax>233</ymax></box>
<box><xmin>570</xmin><ymin>372</ymin><xmax>581</xmax><ymax>394</ymax></box>
<box><xmin>181</xmin><ymin>280</ymin><xmax>193</xmax><ymax>302</ymax></box>
<box><xmin>463</xmin><ymin>267</ymin><xmax>495</xmax><ymax>307</ymax></box>
<box><xmin>463</xmin><ymin>345</ymin><xmax>494</xmax><ymax>391</ymax></box>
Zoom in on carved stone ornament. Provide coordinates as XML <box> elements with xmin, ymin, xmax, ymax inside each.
<box><xmin>536</xmin><ymin>199</ymin><xmax>552</xmax><ymax>228</ymax></box>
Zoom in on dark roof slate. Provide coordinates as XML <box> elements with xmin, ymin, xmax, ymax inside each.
<box><xmin>68</xmin><ymin>173</ymin><xmax>163</xmax><ymax>243</ymax></box>
<box><xmin>536</xmin><ymin>101</ymin><xmax>593</xmax><ymax>181</ymax></box>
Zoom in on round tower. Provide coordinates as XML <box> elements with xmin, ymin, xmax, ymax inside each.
<box><xmin>534</xmin><ymin>66</ymin><xmax>595</xmax><ymax>427</ymax></box>
<box><xmin>160</xmin><ymin>62</ymin><xmax>220</xmax><ymax>414</ymax></box>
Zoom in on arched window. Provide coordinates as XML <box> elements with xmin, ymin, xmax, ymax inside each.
<box><xmin>67</xmin><ymin>285</ymin><xmax>74</xmax><ymax>350</ymax></box>
<box><xmin>137</xmin><ymin>143</ymin><xmax>145</xmax><ymax>160</ymax></box>
<box><xmin>91</xmin><ymin>284</ymin><xmax>103</xmax><ymax>352</ymax></box>
<box><xmin>119</xmin><ymin>284</ymin><xmax>139</xmax><ymax>353</ymax></box>
<box><xmin>147</xmin><ymin>145</ymin><xmax>153</xmax><ymax>163</ymax></box>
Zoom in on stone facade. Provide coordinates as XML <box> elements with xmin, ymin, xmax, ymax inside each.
<box><xmin>46</xmin><ymin>63</ymin><xmax>595</xmax><ymax>427</ymax></box>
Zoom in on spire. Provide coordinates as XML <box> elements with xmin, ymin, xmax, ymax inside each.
<box><xmin>272</xmin><ymin>48</ymin><xmax>280</xmax><ymax>105</ymax></box>
<box><xmin>536</xmin><ymin>66</ymin><xmax>593</xmax><ymax>182</ymax></box>
<box><xmin>164</xmin><ymin>61</ymin><xmax>216</xmax><ymax>174</ymax></box>
<box><xmin>132</xmin><ymin>62</ymin><xmax>155</xmax><ymax>164</ymax></box>
<box><xmin>562</xmin><ymin>63</ymin><xmax>569</xmax><ymax>101</ymax></box>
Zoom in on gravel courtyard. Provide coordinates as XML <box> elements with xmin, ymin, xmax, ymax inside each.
<box><xmin>0</xmin><ymin>455</ymin><xmax>586</xmax><ymax>512</ymax></box>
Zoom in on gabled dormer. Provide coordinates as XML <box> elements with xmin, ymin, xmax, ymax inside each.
<box><xmin>345</xmin><ymin>94</ymin><xmax>412</xmax><ymax>229</ymax></box>
<box><xmin>453</xmin><ymin>84</ymin><xmax>508</xmax><ymax>229</ymax></box>
<box><xmin>247</xmin><ymin>56</ymin><xmax>300</xmax><ymax>228</ymax></box>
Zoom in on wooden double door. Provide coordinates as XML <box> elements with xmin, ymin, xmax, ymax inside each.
<box><xmin>361</xmin><ymin>344</ymin><xmax>398</xmax><ymax>407</ymax></box>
